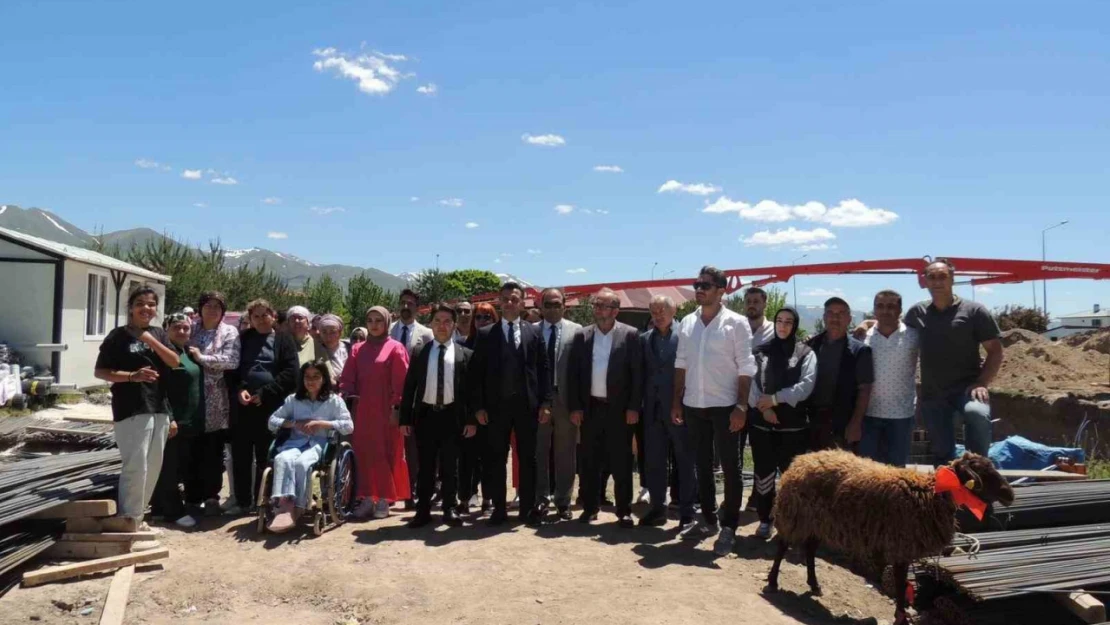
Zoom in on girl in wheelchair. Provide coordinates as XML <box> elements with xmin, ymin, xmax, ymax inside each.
<box><xmin>266</xmin><ymin>360</ymin><xmax>354</xmax><ymax>532</ymax></box>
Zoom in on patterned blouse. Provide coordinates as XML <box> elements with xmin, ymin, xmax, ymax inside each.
<box><xmin>189</xmin><ymin>322</ymin><xmax>242</xmax><ymax>432</ymax></box>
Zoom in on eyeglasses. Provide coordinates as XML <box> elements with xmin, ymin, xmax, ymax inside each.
<box><xmin>543</xmin><ymin>301</ymin><xmax>564</xmax><ymax>309</ymax></box>
<box><xmin>592</xmin><ymin>302</ymin><xmax>619</xmax><ymax>310</ymax></box>
<box><xmin>167</xmin><ymin>313</ymin><xmax>189</xmax><ymax>324</ymax></box>
<box><xmin>693</xmin><ymin>281</ymin><xmax>719</xmax><ymax>291</ymax></box>
<box><xmin>455</xmin><ymin>308</ymin><xmax>472</xmax><ymax>315</ymax></box>
<box><xmin>474</xmin><ymin>314</ymin><xmax>494</xmax><ymax>322</ymax></box>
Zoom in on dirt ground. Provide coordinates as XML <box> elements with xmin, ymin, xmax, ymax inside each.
<box><xmin>995</xmin><ymin>328</ymin><xmax>1110</xmax><ymax>395</ymax></box>
<box><xmin>3</xmin><ymin>498</ymin><xmax>896</xmax><ymax>625</ymax></box>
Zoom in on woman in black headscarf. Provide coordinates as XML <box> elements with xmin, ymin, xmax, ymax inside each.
<box><xmin>746</xmin><ymin>307</ymin><xmax>817</xmax><ymax>539</ymax></box>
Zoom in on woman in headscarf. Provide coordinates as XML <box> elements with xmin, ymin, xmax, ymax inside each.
<box><xmin>340</xmin><ymin>306</ymin><xmax>411</xmax><ymax>519</ymax></box>
<box><xmin>349</xmin><ymin>327</ymin><xmax>368</xmax><ymax>345</ymax></box>
<box><xmin>153</xmin><ymin>312</ymin><xmax>205</xmax><ymax>528</ymax></box>
<box><xmin>459</xmin><ymin>302</ymin><xmax>499</xmax><ymax>513</ymax></box>
<box><xmin>187</xmin><ymin>291</ymin><xmax>240</xmax><ymax>515</ymax></box>
<box><xmin>316</xmin><ymin>313</ymin><xmax>351</xmax><ymax>381</ymax></box>
<box><xmin>286</xmin><ymin>306</ymin><xmax>316</xmax><ymax>367</ymax></box>
<box><xmin>747</xmin><ymin>306</ymin><xmax>817</xmax><ymax>539</ymax></box>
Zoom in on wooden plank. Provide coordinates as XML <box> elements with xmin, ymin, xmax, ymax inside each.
<box><xmin>22</xmin><ymin>548</ymin><xmax>168</xmax><ymax>587</ymax></box>
<box><xmin>46</xmin><ymin>542</ymin><xmax>130</xmax><ymax>560</ymax></box>
<box><xmin>62</xmin><ymin>414</ymin><xmax>114</xmax><ymax>424</ymax></box>
<box><xmin>1056</xmin><ymin>592</ymin><xmax>1107</xmax><ymax>624</ymax></box>
<box><xmin>998</xmin><ymin>469</ymin><xmax>1088</xmax><ymax>481</ymax></box>
<box><xmin>61</xmin><ymin>532</ymin><xmax>157</xmax><ymax>543</ymax></box>
<box><xmin>65</xmin><ymin>518</ymin><xmax>103</xmax><ymax>533</ymax></box>
<box><xmin>26</xmin><ymin>425</ymin><xmax>108</xmax><ymax>436</ymax></box>
<box><xmin>98</xmin><ymin>565</ymin><xmax>134</xmax><ymax>625</ymax></box>
<box><xmin>30</xmin><ymin>500</ymin><xmax>116</xmax><ymax>520</ymax></box>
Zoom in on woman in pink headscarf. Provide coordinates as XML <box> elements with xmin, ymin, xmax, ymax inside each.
<box><xmin>340</xmin><ymin>306</ymin><xmax>411</xmax><ymax>519</ymax></box>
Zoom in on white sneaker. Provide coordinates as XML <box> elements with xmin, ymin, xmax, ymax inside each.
<box><xmin>352</xmin><ymin>499</ymin><xmax>376</xmax><ymax>519</ymax></box>
<box><xmin>636</xmin><ymin>488</ymin><xmax>651</xmax><ymax>505</ymax></box>
<box><xmin>713</xmin><ymin>526</ymin><xmax>736</xmax><ymax>556</ymax></box>
<box><xmin>132</xmin><ymin>540</ymin><xmax>162</xmax><ymax>552</ymax></box>
<box><xmin>138</xmin><ymin>522</ymin><xmax>163</xmax><ymax>535</ymax></box>
<box><xmin>755</xmin><ymin>521</ymin><xmax>773</xmax><ymax>539</ymax></box>
<box><xmin>218</xmin><ymin>497</ymin><xmax>239</xmax><ymax>512</ymax></box>
<box><xmin>372</xmin><ymin>500</ymin><xmax>390</xmax><ymax>519</ymax></box>
<box><xmin>680</xmin><ymin>520</ymin><xmax>717</xmax><ymax>541</ymax></box>
<box><xmin>468</xmin><ymin>494</ymin><xmax>481</xmax><ymax>508</ymax></box>
<box><xmin>174</xmin><ymin>515</ymin><xmax>198</xmax><ymax>529</ymax></box>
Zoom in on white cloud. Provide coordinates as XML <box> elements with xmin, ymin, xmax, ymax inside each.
<box><xmin>658</xmin><ymin>180</ymin><xmax>721</xmax><ymax>196</ymax></box>
<box><xmin>798</xmin><ymin>243</ymin><xmax>837</xmax><ymax>252</ymax></box>
<box><xmin>465</xmin><ymin>221</ymin><xmax>479</xmax><ymax>229</ymax></box>
<box><xmin>410</xmin><ymin>196</ymin><xmax>420</xmax><ymax>202</ymax></box>
<box><xmin>193</xmin><ymin>202</ymin><xmax>207</xmax><ymax>208</ymax></box>
<box><xmin>416</xmin><ymin>83</ymin><xmax>437</xmax><ymax>95</ymax></box>
<box><xmin>312</xmin><ymin>47</ymin><xmax>411</xmax><ymax>96</ymax></box>
<box><xmin>976</xmin><ymin>285</ymin><xmax>995</xmax><ymax>294</ymax></box>
<box><xmin>522</xmin><ymin>133</ymin><xmax>566</xmax><ymax>147</ymax></box>
<box><xmin>740</xmin><ymin>227</ymin><xmax>836</xmax><ymax>247</ymax></box>
<box><xmin>309</xmin><ymin>206</ymin><xmax>346</xmax><ymax>215</ymax></box>
<box><xmin>182</xmin><ymin>169</ymin><xmax>203</xmax><ymax>180</ymax></box>
<box><xmin>703</xmin><ymin>197</ymin><xmax>897</xmax><ymax>227</ymax></box>
<box><xmin>527</xmin><ymin>249</ymin><xmax>542</xmax><ymax>255</ymax></box>
<box><xmin>262</xmin><ymin>197</ymin><xmax>282</xmax><ymax>205</ymax></box>
<box><xmin>499</xmin><ymin>253</ymin><xmax>512</xmax><ymax>258</ymax></box>
<box><xmin>267</xmin><ymin>232</ymin><xmax>288</xmax><ymax>240</ymax></box>
<box><xmin>135</xmin><ymin>158</ymin><xmax>168</xmax><ymax>170</ymax></box>
<box><xmin>211</xmin><ymin>176</ymin><xmax>238</xmax><ymax>185</ymax></box>
<box><xmin>593</xmin><ymin>165</ymin><xmax>623</xmax><ymax>173</ymax></box>
<box><xmin>804</xmin><ymin>288</ymin><xmax>844</xmax><ymax>297</ymax></box>
<box><xmin>554</xmin><ymin>204</ymin><xmax>574</xmax><ymax>215</ymax></box>
<box><xmin>596</xmin><ymin>209</ymin><xmax>609</xmax><ymax>215</ymax></box>
<box><xmin>439</xmin><ymin>198</ymin><xmax>464</xmax><ymax>207</ymax></box>
<box><xmin>566</xmin><ymin>268</ymin><xmax>587</xmax><ymax>274</ymax></box>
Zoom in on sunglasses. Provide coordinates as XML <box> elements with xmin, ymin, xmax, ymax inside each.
<box><xmin>543</xmin><ymin>301</ymin><xmax>564</xmax><ymax>309</ymax></box>
<box><xmin>455</xmin><ymin>308</ymin><xmax>473</xmax><ymax>315</ymax></box>
<box><xmin>474</xmin><ymin>314</ymin><xmax>494</xmax><ymax>322</ymax></box>
<box><xmin>693</xmin><ymin>281</ymin><xmax>720</xmax><ymax>291</ymax></box>
<box><xmin>592</xmin><ymin>302</ymin><xmax>619</xmax><ymax>310</ymax></box>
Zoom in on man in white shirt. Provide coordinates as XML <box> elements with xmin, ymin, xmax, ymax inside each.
<box><xmin>534</xmin><ymin>288</ymin><xmax>582</xmax><ymax>521</ymax></box>
<box><xmin>400</xmin><ymin>304</ymin><xmax>476</xmax><ymax>528</ymax></box>
<box><xmin>860</xmin><ymin>290</ymin><xmax>920</xmax><ymax>467</ymax></box>
<box><xmin>389</xmin><ymin>288</ymin><xmax>434</xmax><ymax>507</ymax></box>
<box><xmin>671</xmin><ymin>266</ymin><xmax>756</xmax><ymax>555</ymax></box>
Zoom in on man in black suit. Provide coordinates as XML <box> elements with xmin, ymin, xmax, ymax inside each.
<box><xmin>400</xmin><ymin>303</ymin><xmax>476</xmax><ymax>528</ymax></box>
<box><xmin>568</xmin><ymin>288</ymin><xmax>643</xmax><ymax>528</ymax></box>
<box><xmin>469</xmin><ymin>282</ymin><xmax>552</xmax><ymax>526</ymax></box>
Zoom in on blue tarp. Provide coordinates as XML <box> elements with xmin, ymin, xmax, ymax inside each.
<box><xmin>956</xmin><ymin>435</ymin><xmax>1085</xmax><ymax>470</ymax></box>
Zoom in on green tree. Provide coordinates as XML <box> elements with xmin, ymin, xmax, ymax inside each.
<box><xmin>443</xmin><ymin>269</ymin><xmax>502</xmax><ymax>300</ymax></box>
<box><xmin>410</xmin><ymin>268</ymin><xmax>460</xmax><ymax>306</ymax></box>
<box><xmin>994</xmin><ymin>305</ymin><xmax>1049</xmax><ymax>333</ymax></box>
<box><xmin>303</xmin><ymin>274</ymin><xmax>347</xmax><ymax>318</ymax></box>
<box><xmin>676</xmin><ymin>299</ymin><xmax>698</xmax><ymax>320</ymax></box>
<box><xmin>344</xmin><ymin>273</ymin><xmax>395</xmax><ymax>327</ymax></box>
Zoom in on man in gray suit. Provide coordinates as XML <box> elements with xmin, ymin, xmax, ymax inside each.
<box><xmin>389</xmin><ymin>288</ymin><xmax>434</xmax><ymax>507</ymax></box>
<box><xmin>568</xmin><ymin>288</ymin><xmax>643</xmax><ymax>528</ymax></box>
<box><xmin>638</xmin><ymin>295</ymin><xmax>696</xmax><ymax>530</ymax></box>
<box><xmin>534</xmin><ymin>288</ymin><xmax>583</xmax><ymax>522</ymax></box>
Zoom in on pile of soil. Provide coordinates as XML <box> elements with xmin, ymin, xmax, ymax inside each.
<box><xmin>1064</xmin><ymin>328</ymin><xmax>1110</xmax><ymax>355</ymax></box>
<box><xmin>995</xmin><ymin>329</ymin><xmax>1110</xmax><ymax>394</ymax></box>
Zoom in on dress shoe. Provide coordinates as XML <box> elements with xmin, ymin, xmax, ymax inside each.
<box><xmin>403</xmin><ymin>499</ymin><xmax>417</xmax><ymax>511</ymax></box>
<box><xmin>530</xmin><ymin>506</ymin><xmax>547</xmax><ymax>525</ymax></box>
<box><xmin>617</xmin><ymin>515</ymin><xmax>635</xmax><ymax>529</ymax></box>
<box><xmin>408</xmin><ymin>511</ymin><xmax>433</xmax><ymax>528</ymax></box>
<box><xmin>488</xmin><ymin>509</ymin><xmax>508</xmax><ymax>526</ymax></box>
<box><xmin>601</xmin><ymin>497</ymin><xmax>614</xmax><ymax>508</ymax></box>
<box><xmin>639</xmin><ymin>508</ymin><xmax>668</xmax><ymax>527</ymax></box>
<box><xmin>578</xmin><ymin>510</ymin><xmax>598</xmax><ymax>524</ymax></box>
<box><xmin>557</xmin><ymin>506</ymin><xmax>572</xmax><ymax>521</ymax></box>
<box><xmin>454</xmin><ymin>502</ymin><xmax>470</xmax><ymax>516</ymax></box>
<box><xmin>443</xmin><ymin>509</ymin><xmax>462</xmax><ymax>527</ymax></box>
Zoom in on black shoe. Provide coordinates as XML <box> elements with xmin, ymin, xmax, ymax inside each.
<box><xmin>408</xmin><ymin>511</ymin><xmax>432</xmax><ymax>528</ymax></box>
<box><xmin>530</xmin><ymin>506</ymin><xmax>546</xmax><ymax>526</ymax></box>
<box><xmin>639</xmin><ymin>508</ymin><xmax>667</xmax><ymax>527</ymax></box>
<box><xmin>403</xmin><ymin>499</ymin><xmax>417</xmax><ymax>511</ymax></box>
<box><xmin>617</xmin><ymin>514</ymin><xmax>635</xmax><ymax>529</ymax></box>
<box><xmin>557</xmin><ymin>506</ymin><xmax>572</xmax><ymax>521</ymax></box>
<box><xmin>443</xmin><ymin>509</ymin><xmax>462</xmax><ymax>527</ymax></box>
<box><xmin>488</xmin><ymin>509</ymin><xmax>508</xmax><ymax>526</ymax></box>
<box><xmin>525</xmin><ymin>509</ymin><xmax>543</xmax><ymax>527</ymax></box>
<box><xmin>481</xmin><ymin>499</ymin><xmax>493</xmax><ymax>514</ymax></box>
<box><xmin>601</xmin><ymin>497</ymin><xmax>614</xmax><ymax>508</ymax></box>
<box><xmin>454</xmin><ymin>502</ymin><xmax>469</xmax><ymax>516</ymax></box>
<box><xmin>578</xmin><ymin>510</ymin><xmax>598</xmax><ymax>524</ymax></box>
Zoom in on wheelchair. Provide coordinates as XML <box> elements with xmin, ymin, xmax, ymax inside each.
<box><xmin>255</xmin><ymin>429</ymin><xmax>357</xmax><ymax>536</ymax></box>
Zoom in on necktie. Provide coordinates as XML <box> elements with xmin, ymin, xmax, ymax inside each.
<box><xmin>435</xmin><ymin>344</ymin><xmax>446</xmax><ymax>409</ymax></box>
<box><xmin>508</xmin><ymin>322</ymin><xmax>515</xmax><ymax>349</ymax></box>
<box><xmin>400</xmin><ymin>324</ymin><xmax>409</xmax><ymax>350</ymax></box>
<box><xmin>547</xmin><ymin>324</ymin><xmax>557</xmax><ymax>389</ymax></box>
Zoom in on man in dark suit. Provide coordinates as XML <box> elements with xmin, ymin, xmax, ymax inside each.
<box><xmin>568</xmin><ymin>288</ymin><xmax>643</xmax><ymax>528</ymax></box>
<box><xmin>638</xmin><ymin>295</ymin><xmax>696</xmax><ymax>529</ymax></box>
<box><xmin>401</xmin><ymin>303</ymin><xmax>476</xmax><ymax>528</ymax></box>
<box><xmin>469</xmin><ymin>282</ymin><xmax>552</xmax><ymax>526</ymax></box>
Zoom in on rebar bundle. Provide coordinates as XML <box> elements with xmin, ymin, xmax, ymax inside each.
<box><xmin>0</xmin><ymin>449</ymin><xmax>120</xmax><ymax>526</ymax></box>
<box><xmin>951</xmin><ymin>523</ymin><xmax>1110</xmax><ymax>553</ymax></box>
<box><xmin>0</xmin><ymin>524</ymin><xmax>60</xmax><ymax>594</ymax></box>
<box><xmin>991</xmin><ymin>480</ymin><xmax>1110</xmax><ymax>530</ymax></box>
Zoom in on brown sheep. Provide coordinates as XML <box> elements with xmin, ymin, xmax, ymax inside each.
<box><xmin>766</xmin><ymin>450</ymin><xmax>1014</xmax><ymax>625</ymax></box>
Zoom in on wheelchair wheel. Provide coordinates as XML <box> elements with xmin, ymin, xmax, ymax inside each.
<box><xmin>325</xmin><ymin>442</ymin><xmax>356</xmax><ymax>527</ymax></box>
<box><xmin>256</xmin><ymin>467</ymin><xmax>273</xmax><ymax>533</ymax></box>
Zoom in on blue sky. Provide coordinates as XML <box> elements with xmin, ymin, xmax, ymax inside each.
<box><xmin>2</xmin><ymin>1</ymin><xmax>1108</xmax><ymax>317</ymax></box>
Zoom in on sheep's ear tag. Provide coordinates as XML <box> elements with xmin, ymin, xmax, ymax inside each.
<box><xmin>935</xmin><ymin>467</ymin><xmax>987</xmax><ymax>521</ymax></box>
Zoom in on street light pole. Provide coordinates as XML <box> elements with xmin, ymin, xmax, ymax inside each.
<box><xmin>1041</xmin><ymin>220</ymin><xmax>1068</xmax><ymax>318</ymax></box>
<box><xmin>791</xmin><ymin>253</ymin><xmax>809</xmax><ymax>308</ymax></box>
<box><xmin>435</xmin><ymin>253</ymin><xmax>440</xmax><ymax>271</ymax></box>
<box><xmin>651</xmin><ymin>262</ymin><xmax>658</xmax><ymax>280</ymax></box>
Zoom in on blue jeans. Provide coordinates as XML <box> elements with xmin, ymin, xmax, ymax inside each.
<box><xmin>644</xmin><ymin>413</ymin><xmax>695</xmax><ymax>519</ymax></box>
<box><xmin>272</xmin><ymin>443</ymin><xmax>323</xmax><ymax>508</ymax></box>
<box><xmin>858</xmin><ymin>417</ymin><xmax>914</xmax><ymax>467</ymax></box>
<box><xmin>921</xmin><ymin>390</ymin><xmax>992</xmax><ymax>466</ymax></box>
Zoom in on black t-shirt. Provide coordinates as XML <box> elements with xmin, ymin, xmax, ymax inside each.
<box><xmin>95</xmin><ymin>327</ymin><xmax>173</xmax><ymax>421</ymax></box>
<box><xmin>904</xmin><ymin>297</ymin><xmax>1001</xmax><ymax>399</ymax></box>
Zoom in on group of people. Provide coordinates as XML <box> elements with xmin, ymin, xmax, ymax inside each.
<box><xmin>93</xmin><ymin>258</ymin><xmax>1003</xmax><ymax>553</ymax></box>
